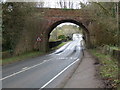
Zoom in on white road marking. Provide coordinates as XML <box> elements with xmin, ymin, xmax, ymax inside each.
<box><xmin>22</xmin><ymin>67</ymin><xmax>28</xmax><ymax>70</ymax></box>
<box><xmin>0</xmin><ymin>60</ymin><xmax>49</xmax><ymax>81</ymax></box>
<box><xmin>40</xmin><ymin>59</ymin><xmax>80</xmax><ymax>89</ymax></box>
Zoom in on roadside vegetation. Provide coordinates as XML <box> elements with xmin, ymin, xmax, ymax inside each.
<box><xmin>109</xmin><ymin>46</ymin><xmax>120</xmax><ymax>51</ymax></box>
<box><xmin>49</xmin><ymin>23</ymin><xmax>81</xmax><ymax>51</ymax></box>
<box><xmin>2</xmin><ymin>51</ymin><xmax>44</xmax><ymax>65</ymax></box>
<box><xmin>51</xmin><ymin>41</ymin><xmax>68</xmax><ymax>51</ymax></box>
<box><xmin>90</xmin><ymin>48</ymin><xmax>120</xmax><ymax>89</ymax></box>
<box><xmin>49</xmin><ymin>24</ymin><xmax>81</xmax><ymax>42</ymax></box>
<box><xmin>80</xmin><ymin>2</ymin><xmax>120</xmax><ymax>48</ymax></box>
<box><xmin>81</xmin><ymin>2</ymin><xmax>120</xmax><ymax>89</ymax></box>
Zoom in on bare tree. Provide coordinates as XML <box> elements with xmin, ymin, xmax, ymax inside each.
<box><xmin>58</xmin><ymin>0</ymin><xmax>63</xmax><ymax>8</ymax></box>
<box><xmin>57</xmin><ymin>0</ymin><xmax>74</xmax><ymax>9</ymax></box>
<box><xmin>63</xmin><ymin>0</ymin><xmax>67</xmax><ymax>8</ymax></box>
<box><xmin>37</xmin><ymin>0</ymin><xmax>44</xmax><ymax>8</ymax></box>
<box><xmin>69</xmin><ymin>1</ymin><xmax>73</xmax><ymax>9</ymax></box>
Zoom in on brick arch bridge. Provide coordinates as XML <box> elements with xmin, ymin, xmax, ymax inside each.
<box><xmin>38</xmin><ymin>8</ymin><xmax>93</xmax><ymax>52</ymax></box>
<box><xmin>14</xmin><ymin>8</ymin><xmax>93</xmax><ymax>55</ymax></box>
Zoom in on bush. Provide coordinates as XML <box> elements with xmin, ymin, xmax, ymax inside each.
<box><xmin>58</xmin><ymin>35</ymin><xmax>66</xmax><ymax>40</ymax></box>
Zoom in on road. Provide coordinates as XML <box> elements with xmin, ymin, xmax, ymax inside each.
<box><xmin>2</xmin><ymin>34</ymin><xmax>84</xmax><ymax>89</ymax></box>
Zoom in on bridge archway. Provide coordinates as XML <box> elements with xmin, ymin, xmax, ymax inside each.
<box><xmin>44</xmin><ymin>19</ymin><xmax>91</xmax><ymax>52</ymax></box>
<box><xmin>47</xmin><ymin>19</ymin><xmax>89</xmax><ymax>35</ymax></box>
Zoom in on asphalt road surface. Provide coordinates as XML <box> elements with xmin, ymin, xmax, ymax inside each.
<box><xmin>2</xmin><ymin>34</ymin><xmax>84</xmax><ymax>89</ymax></box>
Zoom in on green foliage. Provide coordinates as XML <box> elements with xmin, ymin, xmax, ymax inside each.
<box><xmin>49</xmin><ymin>25</ymin><xmax>81</xmax><ymax>41</ymax></box>
<box><xmin>79</xmin><ymin>2</ymin><xmax>86</xmax><ymax>8</ymax></box>
<box><xmin>51</xmin><ymin>42</ymin><xmax>68</xmax><ymax>51</ymax></box>
<box><xmin>2</xmin><ymin>2</ymin><xmax>36</xmax><ymax>51</ymax></box>
<box><xmin>2</xmin><ymin>51</ymin><xmax>44</xmax><ymax>65</ymax></box>
<box><xmin>81</xmin><ymin>2</ymin><xmax>118</xmax><ymax>47</ymax></box>
<box><xmin>58</xmin><ymin>35</ymin><xmax>66</xmax><ymax>40</ymax></box>
<box><xmin>90</xmin><ymin>49</ymin><xmax>119</xmax><ymax>88</ymax></box>
<box><xmin>109</xmin><ymin>46</ymin><xmax>120</xmax><ymax>50</ymax></box>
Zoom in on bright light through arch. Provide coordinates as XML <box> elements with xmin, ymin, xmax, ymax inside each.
<box><xmin>56</xmin><ymin>22</ymin><xmax>79</xmax><ymax>28</ymax></box>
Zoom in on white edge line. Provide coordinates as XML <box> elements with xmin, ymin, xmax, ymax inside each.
<box><xmin>0</xmin><ymin>60</ymin><xmax>49</xmax><ymax>81</ymax></box>
<box><xmin>40</xmin><ymin>59</ymin><xmax>80</xmax><ymax>89</ymax></box>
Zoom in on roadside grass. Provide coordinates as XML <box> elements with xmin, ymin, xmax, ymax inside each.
<box><xmin>1</xmin><ymin>51</ymin><xmax>44</xmax><ymax>65</ymax></box>
<box><xmin>1</xmin><ymin>42</ymin><xmax>69</xmax><ymax>65</ymax></box>
<box><xmin>1</xmin><ymin>42</ymin><xmax>68</xmax><ymax>65</ymax></box>
<box><xmin>109</xmin><ymin>46</ymin><xmax>120</xmax><ymax>50</ymax></box>
<box><xmin>49</xmin><ymin>39</ymin><xmax>61</xmax><ymax>42</ymax></box>
<box><xmin>90</xmin><ymin>49</ymin><xmax>119</xmax><ymax>88</ymax></box>
<box><xmin>51</xmin><ymin>41</ymin><xmax>69</xmax><ymax>51</ymax></box>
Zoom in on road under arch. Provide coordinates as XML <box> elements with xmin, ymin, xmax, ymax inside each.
<box><xmin>43</xmin><ymin>19</ymin><xmax>91</xmax><ymax>52</ymax></box>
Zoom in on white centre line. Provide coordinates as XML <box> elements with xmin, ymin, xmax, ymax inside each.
<box><xmin>0</xmin><ymin>60</ymin><xmax>49</xmax><ymax>81</ymax></box>
<box><xmin>40</xmin><ymin>59</ymin><xmax>80</xmax><ymax>89</ymax></box>
<box><xmin>22</xmin><ymin>67</ymin><xmax>28</xmax><ymax>70</ymax></box>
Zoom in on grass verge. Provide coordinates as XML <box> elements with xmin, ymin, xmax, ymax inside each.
<box><xmin>51</xmin><ymin>41</ymin><xmax>69</xmax><ymax>51</ymax></box>
<box><xmin>1</xmin><ymin>51</ymin><xmax>44</xmax><ymax>65</ymax></box>
<box><xmin>1</xmin><ymin>42</ymin><xmax>69</xmax><ymax>65</ymax></box>
<box><xmin>109</xmin><ymin>46</ymin><xmax>120</xmax><ymax>51</ymax></box>
<box><xmin>89</xmin><ymin>49</ymin><xmax>119</xmax><ymax>88</ymax></box>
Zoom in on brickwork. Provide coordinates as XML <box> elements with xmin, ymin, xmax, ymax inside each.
<box><xmin>37</xmin><ymin>8</ymin><xmax>93</xmax><ymax>51</ymax></box>
<box><xmin>37</xmin><ymin>8</ymin><xmax>92</xmax><ymax>18</ymax></box>
<box><xmin>37</xmin><ymin>8</ymin><xmax>92</xmax><ymax>49</ymax></box>
<box><xmin>37</xmin><ymin>8</ymin><xmax>93</xmax><ymax>34</ymax></box>
<box><xmin>14</xmin><ymin>8</ymin><xmax>93</xmax><ymax>54</ymax></box>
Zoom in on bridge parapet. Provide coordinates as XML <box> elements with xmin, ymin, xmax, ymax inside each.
<box><xmin>37</xmin><ymin>8</ymin><xmax>93</xmax><ymax>19</ymax></box>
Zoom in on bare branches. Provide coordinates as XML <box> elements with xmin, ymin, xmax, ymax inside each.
<box><xmin>56</xmin><ymin>0</ymin><xmax>74</xmax><ymax>9</ymax></box>
<box><xmin>37</xmin><ymin>0</ymin><xmax>45</xmax><ymax>8</ymax></box>
<box><xmin>94</xmin><ymin>2</ymin><xmax>112</xmax><ymax>16</ymax></box>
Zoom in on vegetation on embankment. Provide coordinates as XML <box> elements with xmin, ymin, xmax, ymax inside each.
<box><xmin>109</xmin><ymin>46</ymin><xmax>120</xmax><ymax>51</ymax></box>
<box><xmin>2</xmin><ymin>41</ymin><xmax>68</xmax><ymax>65</ymax></box>
<box><xmin>50</xmin><ymin>41</ymin><xmax>69</xmax><ymax>51</ymax></box>
<box><xmin>80</xmin><ymin>2</ymin><xmax>120</xmax><ymax>47</ymax></box>
<box><xmin>1</xmin><ymin>51</ymin><xmax>44</xmax><ymax>65</ymax></box>
<box><xmin>89</xmin><ymin>48</ymin><xmax>120</xmax><ymax>89</ymax></box>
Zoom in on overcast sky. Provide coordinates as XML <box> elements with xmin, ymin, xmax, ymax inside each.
<box><xmin>4</xmin><ymin>0</ymin><xmax>87</xmax><ymax>2</ymax></box>
<box><xmin>3</xmin><ymin>0</ymin><xmax>88</xmax><ymax>9</ymax></box>
<box><xmin>3</xmin><ymin>0</ymin><xmax>119</xmax><ymax>3</ymax></box>
<box><xmin>57</xmin><ymin>23</ymin><xmax>79</xmax><ymax>27</ymax></box>
<box><xmin>42</xmin><ymin>0</ymin><xmax>87</xmax><ymax>8</ymax></box>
